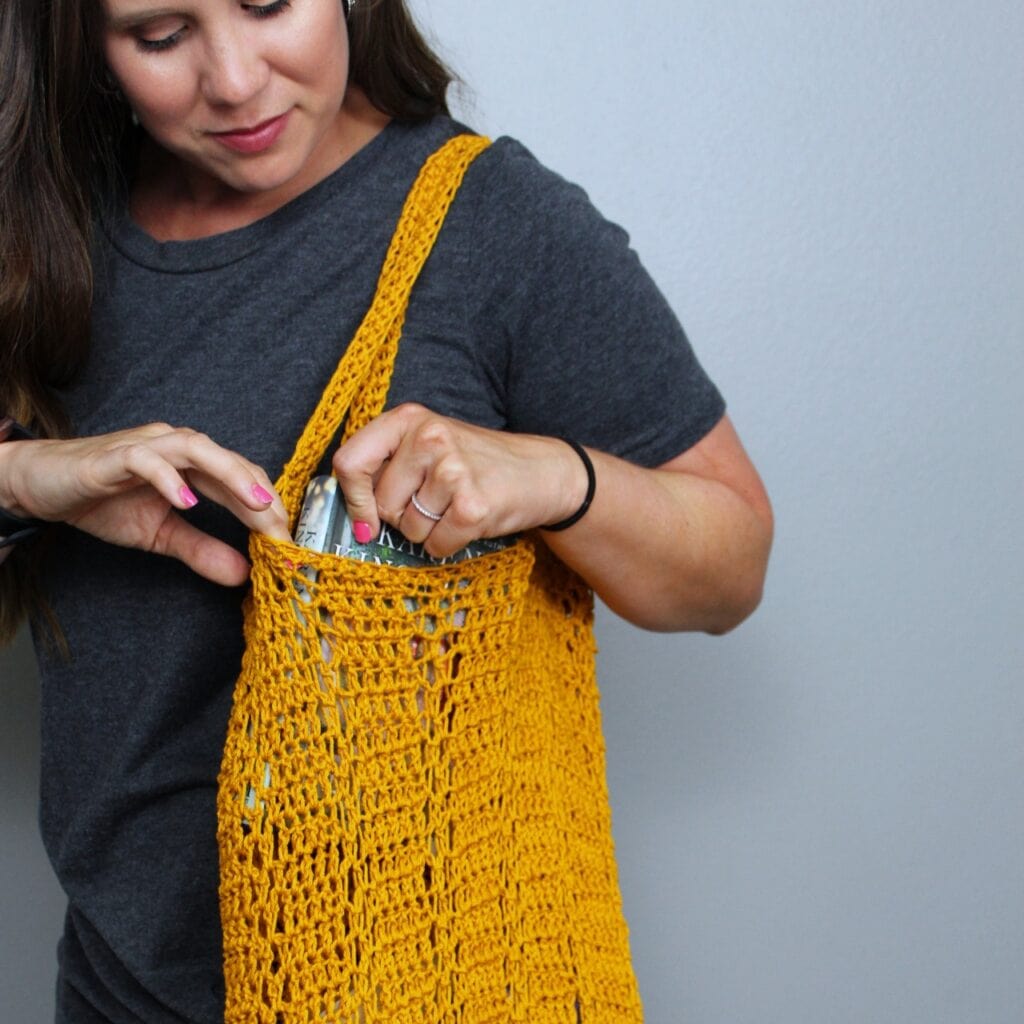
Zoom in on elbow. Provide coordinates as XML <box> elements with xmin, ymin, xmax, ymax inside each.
<box><xmin>618</xmin><ymin>566</ymin><xmax>767</xmax><ymax>635</ymax></box>
<box><xmin>598</xmin><ymin>495</ymin><xmax>774</xmax><ymax>634</ymax></box>
<box><xmin>703</xmin><ymin>506</ymin><xmax>774</xmax><ymax>636</ymax></box>
<box><xmin>702</xmin><ymin>573</ymin><xmax>766</xmax><ymax>635</ymax></box>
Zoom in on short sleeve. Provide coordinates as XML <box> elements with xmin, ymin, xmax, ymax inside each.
<box><xmin>455</xmin><ymin>137</ymin><xmax>726</xmax><ymax>467</ymax></box>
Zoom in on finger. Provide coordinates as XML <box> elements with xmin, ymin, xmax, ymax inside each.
<box><xmin>186</xmin><ymin>469</ymin><xmax>291</xmax><ymax>541</ymax></box>
<box><xmin>121</xmin><ymin>433</ymin><xmax>290</xmax><ymax>540</ymax></box>
<box><xmin>150</xmin><ymin>510</ymin><xmax>252</xmax><ymax>587</ymax></box>
<box><xmin>390</xmin><ymin>437</ymin><xmax>479</xmax><ymax>547</ymax></box>
<box><xmin>371</xmin><ymin>413</ymin><xmax>457</xmax><ymax>528</ymax></box>
<box><xmin>95</xmin><ymin>442</ymin><xmax>205</xmax><ymax>510</ymax></box>
<box><xmin>414</xmin><ymin>491</ymin><xmax>489</xmax><ymax>559</ymax></box>
<box><xmin>333</xmin><ymin>409</ymin><xmax>426</xmax><ymax>542</ymax></box>
<box><xmin>397</xmin><ymin>487</ymin><xmax>448</xmax><ymax>545</ymax></box>
<box><xmin>147</xmin><ymin>431</ymin><xmax>283</xmax><ymax>510</ymax></box>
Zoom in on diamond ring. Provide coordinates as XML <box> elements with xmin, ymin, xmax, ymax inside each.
<box><xmin>410</xmin><ymin>491</ymin><xmax>444</xmax><ymax>522</ymax></box>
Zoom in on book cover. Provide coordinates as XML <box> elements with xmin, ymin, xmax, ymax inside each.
<box><xmin>294</xmin><ymin>475</ymin><xmax>515</xmax><ymax>566</ymax></box>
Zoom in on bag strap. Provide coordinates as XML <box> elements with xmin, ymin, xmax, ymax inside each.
<box><xmin>275</xmin><ymin>133</ymin><xmax>491</xmax><ymax>521</ymax></box>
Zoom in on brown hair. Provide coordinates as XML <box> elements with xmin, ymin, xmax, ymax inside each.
<box><xmin>0</xmin><ymin>0</ymin><xmax>455</xmax><ymax>645</ymax></box>
<box><xmin>349</xmin><ymin>0</ymin><xmax>454</xmax><ymax>121</ymax></box>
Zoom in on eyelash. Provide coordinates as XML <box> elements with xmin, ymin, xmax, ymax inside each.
<box><xmin>135</xmin><ymin>0</ymin><xmax>293</xmax><ymax>53</ymax></box>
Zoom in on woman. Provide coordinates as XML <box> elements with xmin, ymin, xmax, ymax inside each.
<box><xmin>0</xmin><ymin>1</ymin><xmax>773</xmax><ymax>1020</ymax></box>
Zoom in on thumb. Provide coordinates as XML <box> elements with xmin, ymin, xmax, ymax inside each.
<box><xmin>334</xmin><ymin>469</ymin><xmax>380</xmax><ymax>545</ymax></box>
<box><xmin>153</xmin><ymin>511</ymin><xmax>252</xmax><ymax>586</ymax></box>
<box><xmin>333</xmin><ymin>407</ymin><xmax>417</xmax><ymax>545</ymax></box>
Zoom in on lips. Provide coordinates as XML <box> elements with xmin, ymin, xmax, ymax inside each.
<box><xmin>211</xmin><ymin>111</ymin><xmax>290</xmax><ymax>154</ymax></box>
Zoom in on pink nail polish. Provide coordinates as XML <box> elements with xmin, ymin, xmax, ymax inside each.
<box><xmin>180</xmin><ymin>485</ymin><xmax>199</xmax><ymax>508</ymax></box>
<box><xmin>353</xmin><ymin>521</ymin><xmax>374</xmax><ymax>544</ymax></box>
<box><xmin>252</xmin><ymin>483</ymin><xmax>274</xmax><ymax>504</ymax></box>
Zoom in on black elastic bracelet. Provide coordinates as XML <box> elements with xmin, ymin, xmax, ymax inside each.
<box><xmin>0</xmin><ymin>416</ymin><xmax>43</xmax><ymax>548</ymax></box>
<box><xmin>542</xmin><ymin>440</ymin><xmax>596</xmax><ymax>532</ymax></box>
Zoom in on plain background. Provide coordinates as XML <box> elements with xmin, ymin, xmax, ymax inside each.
<box><xmin>2</xmin><ymin>2</ymin><xmax>1022</xmax><ymax>1021</ymax></box>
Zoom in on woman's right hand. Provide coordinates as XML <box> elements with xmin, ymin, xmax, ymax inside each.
<box><xmin>0</xmin><ymin>423</ymin><xmax>290</xmax><ymax>586</ymax></box>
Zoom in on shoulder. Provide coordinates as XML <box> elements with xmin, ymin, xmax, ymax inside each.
<box><xmin>464</xmin><ymin>135</ymin><xmax>573</xmax><ymax>201</ymax></box>
<box><xmin>369</xmin><ymin>119</ymin><xmax>626</xmax><ymax>257</ymax></box>
<box><xmin>461</xmin><ymin>135</ymin><xmax>626</xmax><ymax>241</ymax></box>
<box><xmin>437</xmin><ymin>132</ymin><xmax>633</xmax><ymax>298</ymax></box>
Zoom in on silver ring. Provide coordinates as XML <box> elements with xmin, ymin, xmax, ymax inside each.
<box><xmin>410</xmin><ymin>491</ymin><xmax>444</xmax><ymax>521</ymax></box>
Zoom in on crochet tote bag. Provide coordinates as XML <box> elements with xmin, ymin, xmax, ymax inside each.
<box><xmin>217</xmin><ymin>134</ymin><xmax>644</xmax><ymax>1024</ymax></box>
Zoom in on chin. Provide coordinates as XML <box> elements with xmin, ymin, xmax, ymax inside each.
<box><xmin>210</xmin><ymin>152</ymin><xmax>313</xmax><ymax>197</ymax></box>
<box><xmin>229</xmin><ymin>170</ymin><xmax>302</xmax><ymax>195</ymax></box>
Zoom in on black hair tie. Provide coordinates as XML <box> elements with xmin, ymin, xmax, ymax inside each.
<box><xmin>542</xmin><ymin>440</ymin><xmax>596</xmax><ymax>532</ymax></box>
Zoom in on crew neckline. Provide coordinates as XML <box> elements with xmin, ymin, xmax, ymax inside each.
<box><xmin>101</xmin><ymin>118</ymin><xmax>406</xmax><ymax>274</ymax></box>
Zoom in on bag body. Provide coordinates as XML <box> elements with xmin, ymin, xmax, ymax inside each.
<box><xmin>217</xmin><ymin>135</ymin><xmax>644</xmax><ymax>1023</ymax></box>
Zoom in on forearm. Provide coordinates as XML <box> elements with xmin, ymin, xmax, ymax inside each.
<box><xmin>542</xmin><ymin>447</ymin><xmax>773</xmax><ymax>633</ymax></box>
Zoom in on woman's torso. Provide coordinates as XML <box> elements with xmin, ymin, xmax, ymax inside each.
<box><xmin>38</xmin><ymin>114</ymin><xmax>722</xmax><ymax>1023</ymax></box>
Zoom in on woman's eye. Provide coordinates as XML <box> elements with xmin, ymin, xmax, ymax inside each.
<box><xmin>135</xmin><ymin>27</ymin><xmax>187</xmax><ymax>53</ymax></box>
<box><xmin>130</xmin><ymin>1</ymin><xmax>290</xmax><ymax>53</ymax></box>
<box><xmin>244</xmin><ymin>0</ymin><xmax>292</xmax><ymax>18</ymax></box>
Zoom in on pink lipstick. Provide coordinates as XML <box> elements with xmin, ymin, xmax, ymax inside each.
<box><xmin>212</xmin><ymin>111</ymin><xmax>290</xmax><ymax>154</ymax></box>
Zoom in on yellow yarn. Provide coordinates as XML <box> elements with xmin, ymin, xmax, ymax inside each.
<box><xmin>217</xmin><ymin>135</ymin><xmax>644</xmax><ymax>1023</ymax></box>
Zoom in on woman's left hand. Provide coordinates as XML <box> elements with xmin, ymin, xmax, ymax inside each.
<box><xmin>331</xmin><ymin>404</ymin><xmax>586</xmax><ymax>557</ymax></box>
<box><xmin>334</xmin><ymin>402</ymin><xmax>774</xmax><ymax>634</ymax></box>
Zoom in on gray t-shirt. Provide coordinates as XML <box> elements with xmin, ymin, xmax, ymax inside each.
<box><xmin>35</xmin><ymin>116</ymin><xmax>724</xmax><ymax>1023</ymax></box>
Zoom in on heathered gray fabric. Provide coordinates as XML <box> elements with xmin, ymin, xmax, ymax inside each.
<box><xmin>33</xmin><ymin>116</ymin><xmax>724</xmax><ymax>1023</ymax></box>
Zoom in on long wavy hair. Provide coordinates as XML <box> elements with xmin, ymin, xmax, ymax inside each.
<box><xmin>0</xmin><ymin>0</ymin><xmax>454</xmax><ymax>645</ymax></box>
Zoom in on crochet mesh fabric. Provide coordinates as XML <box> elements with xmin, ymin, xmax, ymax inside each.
<box><xmin>217</xmin><ymin>135</ymin><xmax>644</xmax><ymax>1023</ymax></box>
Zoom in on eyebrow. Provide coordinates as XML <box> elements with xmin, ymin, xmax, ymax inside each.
<box><xmin>106</xmin><ymin>7</ymin><xmax>184</xmax><ymax>31</ymax></box>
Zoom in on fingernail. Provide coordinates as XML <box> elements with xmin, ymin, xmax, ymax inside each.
<box><xmin>252</xmin><ymin>483</ymin><xmax>274</xmax><ymax>505</ymax></box>
<box><xmin>353</xmin><ymin>521</ymin><xmax>374</xmax><ymax>544</ymax></box>
<box><xmin>180</xmin><ymin>485</ymin><xmax>199</xmax><ymax>508</ymax></box>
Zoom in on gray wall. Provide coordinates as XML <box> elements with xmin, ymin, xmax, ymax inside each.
<box><xmin>2</xmin><ymin>2</ymin><xmax>1022</xmax><ymax>1020</ymax></box>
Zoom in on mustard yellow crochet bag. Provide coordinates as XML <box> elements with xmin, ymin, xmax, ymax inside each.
<box><xmin>217</xmin><ymin>134</ymin><xmax>644</xmax><ymax>1024</ymax></box>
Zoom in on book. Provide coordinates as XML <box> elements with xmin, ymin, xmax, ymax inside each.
<box><xmin>293</xmin><ymin>475</ymin><xmax>516</xmax><ymax>566</ymax></box>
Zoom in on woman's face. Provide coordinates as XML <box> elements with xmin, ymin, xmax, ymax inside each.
<box><xmin>101</xmin><ymin>0</ymin><xmax>351</xmax><ymax>203</ymax></box>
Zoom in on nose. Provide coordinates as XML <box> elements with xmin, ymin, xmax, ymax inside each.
<box><xmin>200</xmin><ymin>31</ymin><xmax>270</xmax><ymax>108</ymax></box>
